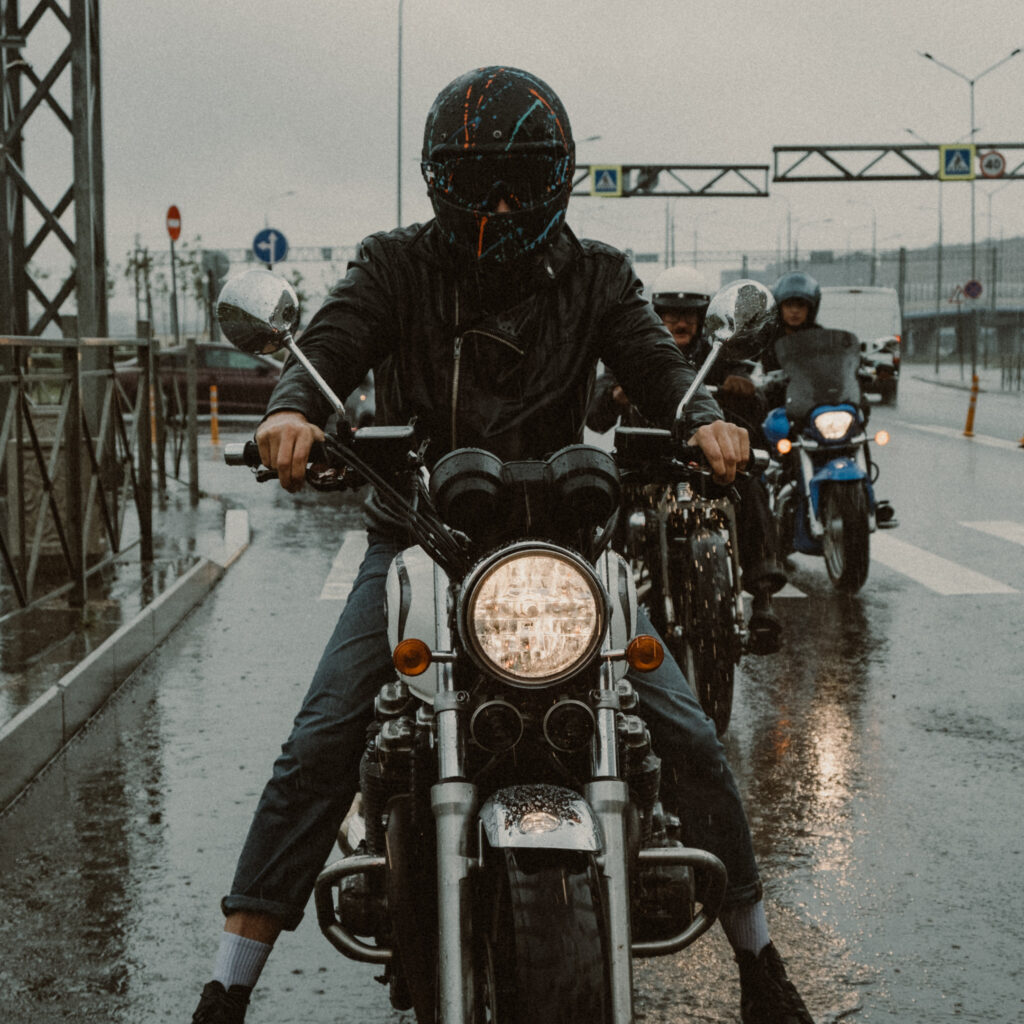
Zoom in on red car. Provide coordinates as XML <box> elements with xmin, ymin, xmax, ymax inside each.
<box><xmin>116</xmin><ymin>342</ymin><xmax>282</xmax><ymax>417</ymax></box>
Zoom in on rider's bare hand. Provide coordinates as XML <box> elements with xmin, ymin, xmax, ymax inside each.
<box><xmin>255</xmin><ymin>411</ymin><xmax>325</xmax><ymax>492</ymax></box>
<box><xmin>688</xmin><ymin>420</ymin><xmax>749</xmax><ymax>484</ymax></box>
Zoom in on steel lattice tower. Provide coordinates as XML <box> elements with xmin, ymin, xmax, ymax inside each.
<box><xmin>1</xmin><ymin>0</ymin><xmax>106</xmax><ymax>338</ymax></box>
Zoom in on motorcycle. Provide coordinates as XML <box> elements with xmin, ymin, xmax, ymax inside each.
<box><xmin>616</xmin><ymin>352</ymin><xmax>773</xmax><ymax>738</ymax></box>
<box><xmin>857</xmin><ymin>336</ymin><xmax>900</xmax><ymax>406</ymax></box>
<box><xmin>761</xmin><ymin>327</ymin><xmax>897</xmax><ymax>594</ymax></box>
<box><xmin>215</xmin><ymin>271</ymin><xmax>768</xmax><ymax>1024</ymax></box>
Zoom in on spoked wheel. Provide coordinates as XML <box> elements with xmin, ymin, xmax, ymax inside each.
<box><xmin>673</xmin><ymin>530</ymin><xmax>738</xmax><ymax>736</ymax></box>
<box><xmin>821</xmin><ymin>482</ymin><xmax>870</xmax><ymax>593</ymax></box>
<box><xmin>474</xmin><ymin>850</ymin><xmax>609</xmax><ymax>1023</ymax></box>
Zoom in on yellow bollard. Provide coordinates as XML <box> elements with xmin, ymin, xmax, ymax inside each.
<box><xmin>962</xmin><ymin>374</ymin><xmax>979</xmax><ymax>438</ymax></box>
<box><xmin>210</xmin><ymin>384</ymin><xmax>220</xmax><ymax>445</ymax></box>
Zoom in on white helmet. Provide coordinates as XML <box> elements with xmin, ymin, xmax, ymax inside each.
<box><xmin>651</xmin><ymin>265</ymin><xmax>712</xmax><ymax>314</ymax></box>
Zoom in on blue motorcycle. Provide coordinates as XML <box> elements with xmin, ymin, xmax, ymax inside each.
<box><xmin>761</xmin><ymin>328</ymin><xmax>897</xmax><ymax>593</ymax></box>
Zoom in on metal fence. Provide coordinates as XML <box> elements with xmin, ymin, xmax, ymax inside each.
<box><xmin>658</xmin><ymin>236</ymin><xmax>1024</xmax><ymax>388</ymax></box>
<box><xmin>0</xmin><ymin>335</ymin><xmax>157</xmax><ymax>615</ymax></box>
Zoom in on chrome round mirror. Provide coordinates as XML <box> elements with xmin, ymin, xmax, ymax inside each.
<box><xmin>703</xmin><ymin>279</ymin><xmax>777</xmax><ymax>359</ymax></box>
<box><xmin>216</xmin><ymin>269</ymin><xmax>300</xmax><ymax>355</ymax></box>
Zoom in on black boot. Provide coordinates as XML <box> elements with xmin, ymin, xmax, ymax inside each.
<box><xmin>736</xmin><ymin>942</ymin><xmax>815</xmax><ymax>1023</ymax></box>
<box><xmin>748</xmin><ymin>589</ymin><xmax>782</xmax><ymax>655</ymax></box>
<box><xmin>191</xmin><ymin>981</ymin><xmax>251</xmax><ymax>1023</ymax></box>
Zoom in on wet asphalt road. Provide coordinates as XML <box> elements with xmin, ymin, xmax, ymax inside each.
<box><xmin>0</xmin><ymin>373</ymin><xmax>1021</xmax><ymax>1023</ymax></box>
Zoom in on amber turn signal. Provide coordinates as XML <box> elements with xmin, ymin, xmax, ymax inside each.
<box><xmin>776</xmin><ymin>438</ymin><xmax>793</xmax><ymax>455</ymax></box>
<box><xmin>626</xmin><ymin>634</ymin><xmax>664</xmax><ymax>672</ymax></box>
<box><xmin>393</xmin><ymin>638</ymin><xmax>432</xmax><ymax>676</ymax></box>
<box><xmin>874</xmin><ymin>430</ymin><xmax>890</xmax><ymax>446</ymax></box>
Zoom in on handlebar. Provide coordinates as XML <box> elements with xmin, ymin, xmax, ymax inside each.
<box><xmin>223</xmin><ymin>439</ymin><xmax>353</xmax><ymax>489</ymax></box>
<box><xmin>676</xmin><ymin>444</ymin><xmax>770</xmax><ymax>475</ymax></box>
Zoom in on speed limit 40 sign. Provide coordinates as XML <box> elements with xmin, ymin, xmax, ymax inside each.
<box><xmin>979</xmin><ymin>151</ymin><xmax>1006</xmax><ymax>178</ymax></box>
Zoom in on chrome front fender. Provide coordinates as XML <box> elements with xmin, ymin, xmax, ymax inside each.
<box><xmin>478</xmin><ymin>784</ymin><xmax>603</xmax><ymax>852</ymax></box>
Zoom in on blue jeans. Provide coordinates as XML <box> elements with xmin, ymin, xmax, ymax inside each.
<box><xmin>223</xmin><ymin>535</ymin><xmax>762</xmax><ymax>930</ymax></box>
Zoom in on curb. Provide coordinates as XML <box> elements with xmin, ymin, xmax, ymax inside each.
<box><xmin>0</xmin><ymin>510</ymin><xmax>250</xmax><ymax>811</ymax></box>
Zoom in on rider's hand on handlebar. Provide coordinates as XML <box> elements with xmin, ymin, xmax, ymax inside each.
<box><xmin>688</xmin><ymin>420</ymin><xmax>749</xmax><ymax>484</ymax></box>
<box><xmin>255</xmin><ymin>410</ymin><xmax>326</xmax><ymax>492</ymax></box>
<box><xmin>720</xmin><ymin>374</ymin><xmax>756</xmax><ymax>397</ymax></box>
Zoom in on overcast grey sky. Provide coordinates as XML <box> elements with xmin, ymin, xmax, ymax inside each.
<box><xmin>91</xmin><ymin>0</ymin><xmax>1023</xmax><ymax>308</ymax></box>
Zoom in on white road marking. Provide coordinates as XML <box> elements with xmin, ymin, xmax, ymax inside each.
<box><xmin>870</xmin><ymin>533</ymin><xmax>1017</xmax><ymax>595</ymax></box>
<box><xmin>903</xmin><ymin>423</ymin><xmax>1021</xmax><ymax>451</ymax></box>
<box><xmin>319</xmin><ymin>538</ymin><xmax>358</xmax><ymax>600</ymax></box>
<box><xmin>961</xmin><ymin>520</ymin><xmax>1024</xmax><ymax>548</ymax></box>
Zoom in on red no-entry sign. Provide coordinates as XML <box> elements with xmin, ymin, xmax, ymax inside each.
<box><xmin>166</xmin><ymin>205</ymin><xmax>182</xmax><ymax>241</ymax></box>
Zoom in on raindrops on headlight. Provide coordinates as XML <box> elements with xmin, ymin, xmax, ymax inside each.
<box><xmin>469</xmin><ymin>554</ymin><xmax>600</xmax><ymax>680</ymax></box>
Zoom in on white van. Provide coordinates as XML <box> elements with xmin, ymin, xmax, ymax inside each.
<box><xmin>817</xmin><ymin>286</ymin><xmax>901</xmax><ymax>403</ymax></box>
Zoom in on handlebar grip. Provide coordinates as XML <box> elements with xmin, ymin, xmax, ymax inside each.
<box><xmin>224</xmin><ymin>440</ymin><xmax>263</xmax><ymax>467</ymax></box>
<box><xmin>748</xmin><ymin>448</ymin><xmax>771</xmax><ymax>472</ymax></box>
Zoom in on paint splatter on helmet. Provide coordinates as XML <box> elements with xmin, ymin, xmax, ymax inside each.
<box><xmin>421</xmin><ymin>66</ymin><xmax>575</xmax><ymax>265</ymax></box>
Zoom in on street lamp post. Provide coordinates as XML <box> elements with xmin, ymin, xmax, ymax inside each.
<box><xmin>918</xmin><ymin>47</ymin><xmax>1022</xmax><ymax>374</ymax></box>
<box><xmin>845</xmin><ymin>199</ymin><xmax>877</xmax><ymax>284</ymax></box>
<box><xmin>792</xmin><ymin>217</ymin><xmax>833</xmax><ymax>267</ymax></box>
<box><xmin>691</xmin><ymin>207</ymin><xmax>718</xmax><ymax>268</ymax></box>
<box><xmin>396</xmin><ymin>0</ymin><xmax>403</xmax><ymax>227</ymax></box>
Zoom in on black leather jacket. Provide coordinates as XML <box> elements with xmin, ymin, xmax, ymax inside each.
<box><xmin>265</xmin><ymin>221</ymin><xmax>722</xmax><ymax>525</ymax></box>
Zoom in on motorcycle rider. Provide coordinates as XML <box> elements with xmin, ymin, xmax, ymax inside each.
<box><xmin>761</xmin><ymin>270</ymin><xmax>823</xmax><ymax>394</ymax></box>
<box><xmin>765</xmin><ymin>269</ymin><xmax>872</xmax><ymax>422</ymax></box>
<box><xmin>190</xmin><ymin>67</ymin><xmax>815</xmax><ymax>1024</ymax></box>
<box><xmin>588</xmin><ymin>264</ymin><xmax>787</xmax><ymax>654</ymax></box>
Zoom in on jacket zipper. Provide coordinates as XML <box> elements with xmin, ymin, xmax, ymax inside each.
<box><xmin>450</xmin><ymin>287</ymin><xmax>527</xmax><ymax>446</ymax></box>
<box><xmin>451</xmin><ymin>333</ymin><xmax>463</xmax><ymax>446</ymax></box>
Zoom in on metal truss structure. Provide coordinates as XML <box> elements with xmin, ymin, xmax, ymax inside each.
<box><xmin>0</xmin><ymin>0</ymin><xmax>105</xmax><ymax>338</ymax></box>
<box><xmin>773</xmin><ymin>143</ymin><xmax>1024</xmax><ymax>183</ymax></box>
<box><xmin>572</xmin><ymin>163</ymin><xmax>770</xmax><ymax>198</ymax></box>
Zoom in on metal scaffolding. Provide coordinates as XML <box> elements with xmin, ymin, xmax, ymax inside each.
<box><xmin>0</xmin><ymin>0</ymin><xmax>106</xmax><ymax>338</ymax></box>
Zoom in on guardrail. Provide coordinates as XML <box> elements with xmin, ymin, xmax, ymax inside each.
<box><xmin>0</xmin><ymin>335</ymin><xmax>169</xmax><ymax>615</ymax></box>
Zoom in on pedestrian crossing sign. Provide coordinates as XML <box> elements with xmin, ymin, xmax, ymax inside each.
<box><xmin>939</xmin><ymin>144</ymin><xmax>975</xmax><ymax>180</ymax></box>
<box><xmin>591</xmin><ymin>165</ymin><xmax>623</xmax><ymax>196</ymax></box>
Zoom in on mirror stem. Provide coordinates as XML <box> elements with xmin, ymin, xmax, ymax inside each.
<box><xmin>673</xmin><ymin>340</ymin><xmax>722</xmax><ymax>426</ymax></box>
<box><xmin>282</xmin><ymin>334</ymin><xmax>347</xmax><ymax>416</ymax></box>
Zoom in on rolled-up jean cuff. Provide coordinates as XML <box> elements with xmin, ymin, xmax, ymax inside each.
<box><xmin>221</xmin><ymin>894</ymin><xmax>305</xmax><ymax>932</ymax></box>
<box><xmin>721</xmin><ymin>877</ymin><xmax>764</xmax><ymax>909</ymax></box>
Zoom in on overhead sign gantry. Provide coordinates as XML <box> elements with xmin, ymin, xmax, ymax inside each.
<box><xmin>772</xmin><ymin>143</ymin><xmax>1024</xmax><ymax>182</ymax></box>
<box><xmin>572</xmin><ymin>163</ymin><xmax>770</xmax><ymax>198</ymax></box>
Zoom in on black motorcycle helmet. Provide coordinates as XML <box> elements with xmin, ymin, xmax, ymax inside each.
<box><xmin>421</xmin><ymin>66</ymin><xmax>575</xmax><ymax>266</ymax></box>
<box><xmin>772</xmin><ymin>270</ymin><xmax>821</xmax><ymax>322</ymax></box>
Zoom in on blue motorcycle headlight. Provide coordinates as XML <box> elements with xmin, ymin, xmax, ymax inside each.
<box><xmin>812</xmin><ymin>409</ymin><xmax>855</xmax><ymax>440</ymax></box>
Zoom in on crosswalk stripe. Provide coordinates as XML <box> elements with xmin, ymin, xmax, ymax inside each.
<box><xmin>904</xmin><ymin>423</ymin><xmax>1020</xmax><ymax>451</ymax></box>
<box><xmin>320</xmin><ymin>538</ymin><xmax>357</xmax><ymax>600</ymax></box>
<box><xmin>870</xmin><ymin>533</ymin><xmax>1017</xmax><ymax>594</ymax></box>
<box><xmin>961</xmin><ymin>520</ymin><xmax>1024</xmax><ymax>548</ymax></box>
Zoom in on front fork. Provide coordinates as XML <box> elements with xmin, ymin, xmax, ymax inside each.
<box><xmin>430</xmin><ymin>658</ymin><xmax>640</xmax><ymax>1024</ymax></box>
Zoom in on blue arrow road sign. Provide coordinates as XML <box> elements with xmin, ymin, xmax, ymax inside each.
<box><xmin>253</xmin><ymin>227</ymin><xmax>289</xmax><ymax>266</ymax></box>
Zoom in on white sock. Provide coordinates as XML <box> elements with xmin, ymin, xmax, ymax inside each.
<box><xmin>719</xmin><ymin>899</ymin><xmax>771</xmax><ymax>956</ymax></box>
<box><xmin>212</xmin><ymin>932</ymin><xmax>272</xmax><ymax>991</ymax></box>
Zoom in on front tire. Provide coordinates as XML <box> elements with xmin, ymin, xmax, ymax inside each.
<box><xmin>475</xmin><ymin>850</ymin><xmax>608</xmax><ymax>1023</ymax></box>
<box><xmin>670</xmin><ymin>531</ymin><xmax>738</xmax><ymax>736</ymax></box>
<box><xmin>821</xmin><ymin>482</ymin><xmax>870</xmax><ymax>592</ymax></box>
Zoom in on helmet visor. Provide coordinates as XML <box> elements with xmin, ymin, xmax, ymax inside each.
<box><xmin>424</xmin><ymin>152</ymin><xmax>572</xmax><ymax>211</ymax></box>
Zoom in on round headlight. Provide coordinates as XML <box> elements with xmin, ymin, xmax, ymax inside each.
<box><xmin>463</xmin><ymin>548</ymin><xmax>605</xmax><ymax>685</ymax></box>
<box><xmin>813</xmin><ymin>409</ymin><xmax>855</xmax><ymax>440</ymax></box>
